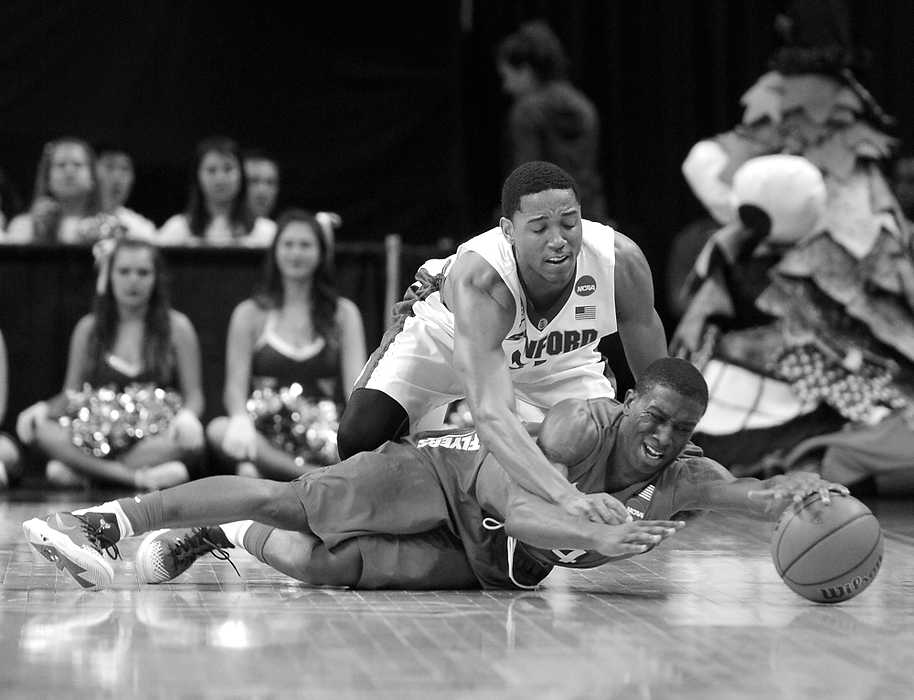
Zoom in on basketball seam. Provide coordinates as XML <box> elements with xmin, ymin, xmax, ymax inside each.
<box><xmin>772</xmin><ymin>493</ymin><xmax>825</xmax><ymax>576</ymax></box>
<box><xmin>780</xmin><ymin>511</ymin><xmax>870</xmax><ymax>574</ymax></box>
<box><xmin>784</xmin><ymin>529</ymin><xmax>883</xmax><ymax>586</ymax></box>
<box><xmin>782</xmin><ymin>516</ymin><xmax>881</xmax><ymax>583</ymax></box>
<box><xmin>773</xmin><ymin>517</ymin><xmax>790</xmax><ymax>576</ymax></box>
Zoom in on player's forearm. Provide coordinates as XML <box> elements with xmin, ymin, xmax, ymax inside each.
<box><xmin>696</xmin><ymin>478</ymin><xmax>775</xmax><ymax>519</ymax></box>
<box><xmin>618</xmin><ymin>311</ymin><xmax>668</xmax><ymax>379</ymax></box>
<box><xmin>458</xmin><ymin>327</ymin><xmax>580</xmax><ymax>504</ymax></box>
<box><xmin>473</xmin><ymin>407</ymin><xmax>579</xmax><ymax>505</ymax></box>
<box><xmin>505</xmin><ymin>497</ymin><xmax>603</xmax><ymax>551</ymax></box>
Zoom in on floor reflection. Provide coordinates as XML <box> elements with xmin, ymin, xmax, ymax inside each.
<box><xmin>8</xmin><ymin>586</ymin><xmax>906</xmax><ymax>698</ymax></box>
<box><xmin>2</xmin><ymin>501</ymin><xmax>913</xmax><ymax>699</ymax></box>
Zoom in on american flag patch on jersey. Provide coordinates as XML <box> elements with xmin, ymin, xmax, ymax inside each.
<box><xmin>575</xmin><ymin>305</ymin><xmax>596</xmax><ymax>320</ymax></box>
<box><xmin>625</xmin><ymin>483</ymin><xmax>656</xmax><ymax>519</ymax></box>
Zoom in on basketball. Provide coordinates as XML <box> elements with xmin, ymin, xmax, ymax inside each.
<box><xmin>771</xmin><ymin>492</ymin><xmax>883</xmax><ymax>604</ymax></box>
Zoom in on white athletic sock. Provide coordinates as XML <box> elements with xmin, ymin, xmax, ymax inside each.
<box><xmin>218</xmin><ymin>520</ymin><xmax>255</xmax><ymax>550</ymax></box>
<box><xmin>73</xmin><ymin>500</ymin><xmax>134</xmax><ymax>538</ymax></box>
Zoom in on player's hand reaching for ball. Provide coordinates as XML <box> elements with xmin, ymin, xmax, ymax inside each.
<box><xmin>747</xmin><ymin>472</ymin><xmax>849</xmax><ymax>515</ymax></box>
<box><xmin>559</xmin><ymin>491</ymin><xmax>630</xmax><ymax>524</ymax></box>
<box><xmin>593</xmin><ymin>520</ymin><xmax>685</xmax><ymax>558</ymax></box>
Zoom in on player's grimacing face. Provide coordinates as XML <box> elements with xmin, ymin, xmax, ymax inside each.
<box><xmin>507</xmin><ymin>188</ymin><xmax>582</xmax><ymax>284</ymax></box>
<box><xmin>620</xmin><ymin>385</ymin><xmax>704</xmax><ymax>476</ymax></box>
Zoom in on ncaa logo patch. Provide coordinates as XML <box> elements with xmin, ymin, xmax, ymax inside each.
<box><xmin>575</xmin><ymin>275</ymin><xmax>596</xmax><ymax>296</ymax></box>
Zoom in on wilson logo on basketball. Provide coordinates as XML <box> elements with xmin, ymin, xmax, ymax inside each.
<box><xmin>820</xmin><ymin>553</ymin><xmax>883</xmax><ymax>601</ymax></box>
<box><xmin>575</xmin><ymin>275</ymin><xmax>596</xmax><ymax>296</ymax></box>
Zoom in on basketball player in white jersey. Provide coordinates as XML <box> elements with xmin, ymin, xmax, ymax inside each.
<box><xmin>339</xmin><ymin>161</ymin><xmax>668</xmax><ymax>521</ymax></box>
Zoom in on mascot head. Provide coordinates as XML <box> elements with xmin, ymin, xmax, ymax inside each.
<box><xmin>730</xmin><ymin>154</ymin><xmax>826</xmax><ymax>246</ymax></box>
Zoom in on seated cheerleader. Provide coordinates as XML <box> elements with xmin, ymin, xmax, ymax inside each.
<box><xmin>16</xmin><ymin>238</ymin><xmax>205</xmax><ymax>489</ymax></box>
<box><xmin>206</xmin><ymin>209</ymin><xmax>366</xmax><ymax>479</ymax></box>
<box><xmin>0</xmin><ymin>328</ymin><xmax>23</xmax><ymax>489</ymax></box>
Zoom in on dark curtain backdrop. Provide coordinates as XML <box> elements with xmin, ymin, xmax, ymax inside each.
<box><xmin>0</xmin><ymin>1</ymin><xmax>469</xmax><ymax>243</ymax></box>
<box><xmin>1</xmin><ymin>1</ymin><xmax>912</xmax><ymax>306</ymax></box>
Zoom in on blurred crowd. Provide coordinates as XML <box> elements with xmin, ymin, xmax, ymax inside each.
<box><xmin>0</xmin><ymin>136</ymin><xmax>303</xmax><ymax>247</ymax></box>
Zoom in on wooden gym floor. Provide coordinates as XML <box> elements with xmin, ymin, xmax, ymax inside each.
<box><xmin>1</xmin><ymin>488</ymin><xmax>912</xmax><ymax>699</ymax></box>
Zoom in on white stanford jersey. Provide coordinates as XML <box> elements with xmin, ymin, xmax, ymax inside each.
<box><xmin>457</xmin><ymin>221</ymin><xmax>617</xmax><ymax>398</ymax></box>
<box><xmin>360</xmin><ymin>219</ymin><xmax>619</xmax><ymax>425</ymax></box>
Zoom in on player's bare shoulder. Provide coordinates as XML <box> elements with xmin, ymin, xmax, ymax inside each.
<box><xmin>612</xmin><ymin>229</ymin><xmax>655</xmax><ymax>300</ymax></box>
<box><xmin>670</xmin><ymin>456</ymin><xmax>734</xmax><ymax>485</ymax></box>
<box><xmin>613</xmin><ymin>231</ymin><xmax>651</xmax><ymax>277</ymax></box>
<box><xmin>442</xmin><ymin>251</ymin><xmax>515</xmax><ymax>314</ymax></box>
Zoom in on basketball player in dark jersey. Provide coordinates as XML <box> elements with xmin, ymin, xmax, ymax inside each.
<box><xmin>23</xmin><ymin>359</ymin><xmax>845</xmax><ymax>591</ymax></box>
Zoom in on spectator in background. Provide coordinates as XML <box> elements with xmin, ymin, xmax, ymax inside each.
<box><xmin>0</xmin><ymin>166</ymin><xmax>25</xmax><ymax>233</ymax></box>
<box><xmin>243</xmin><ymin>149</ymin><xmax>281</xmax><ymax>220</ymax></box>
<box><xmin>496</xmin><ymin>21</ymin><xmax>608</xmax><ymax>223</ymax></box>
<box><xmin>3</xmin><ymin>137</ymin><xmax>108</xmax><ymax>243</ymax></box>
<box><xmin>158</xmin><ymin>136</ymin><xmax>275</xmax><ymax>246</ymax></box>
<box><xmin>0</xmin><ymin>329</ymin><xmax>23</xmax><ymax>489</ymax></box>
<box><xmin>16</xmin><ymin>238</ymin><xmax>205</xmax><ymax>490</ymax></box>
<box><xmin>95</xmin><ymin>143</ymin><xmax>157</xmax><ymax>239</ymax></box>
<box><xmin>207</xmin><ymin>209</ymin><xmax>366</xmax><ymax>479</ymax></box>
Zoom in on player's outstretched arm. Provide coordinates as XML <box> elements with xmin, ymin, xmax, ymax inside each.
<box><xmin>506</xmin><ymin>489</ymin><xmax>683</xmax><ymax>558</ymax></box>
<box><xmin>449</xmin><ymin>255</ymin><xmax>610</xmax><ymax>522</ymax></box>
<box><xmin>613</xmin><ymin>233</ymin><xmax>669</xmax><ymax>379</ymax></box>
<box><xmin>475</xmin><ymin>456</ymin><xmax>683</xmax><ymax>558</ymax></box>
<box><xmin>672</xmin><ymin>457</ymin><xmax>850</xmax><ymax>520</ymax></box>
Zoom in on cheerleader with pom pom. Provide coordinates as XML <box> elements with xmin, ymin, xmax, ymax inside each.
<box><xmin>16</xmin><ymin>237</ymin><xmax>205</xmax><ymax>489</ymax></box>
<box><xmin>206</xmin><ymin>209</ymin><xmax>366</xmax><ymax>479</ymax></box>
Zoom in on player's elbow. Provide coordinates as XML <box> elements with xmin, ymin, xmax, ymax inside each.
<box><xmin>503</xmin><ymin>511</ymin><xmax>526</xmax><ymax>540</ymax></box>
<box><xmin>503</xmin><ymin>493</ymin><xmax>537</xmax><ymax>536</ymax></box>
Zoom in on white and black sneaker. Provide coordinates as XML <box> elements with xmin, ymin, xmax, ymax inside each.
<box><xmin>135</xmin><ymin>527</ymin><xmax>236</xmax><ymax>584</ymax></box>
<box><xmin>22</xmin><ymin>512</ymin><xmax>122</xmax><ymax>590</ymax></box>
